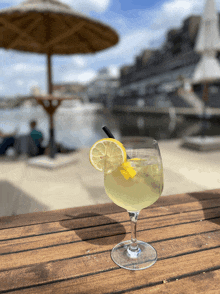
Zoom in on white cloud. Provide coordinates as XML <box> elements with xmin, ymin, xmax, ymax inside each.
<box><xmin>108</xmin><ymin>65</ymin><xmax>119</xmax><ymax>78</ymax></box>
<box><xmin>71</xmin><ymin>56</ymin><xmax>88</xmax><ymax>68</ymax></box>
<box><xmin>217</xmin><ymin>0</ymin><xmax>220</xmax><ymax>10</ymax></box>
<box><xmin>62</xmin><ymin>69</ymin><xmax>97</xmax><ymax>84</ymax></box>
<box><xmin>95</xmin><ymin>27</ymin><xmax>165</xmax><ymax>63</ymax></box>
<box><xmin>150</xmin><ymin>0</ymin><xmax>204</xmax><ymax>30</ymax></box>
<box><xmin>15</xmin><ymin>79</ymin><xmax>24</xmax><ymax>87</ymax></box>
<box><xmin>28</xmin><ymin>80</ymin><xmax>39</xmax><ymax>87</ymax></box>
<box><xmin>163</xmin><ymin>0</ymin><xmax>194</xmax><ymax>14</ymax></box>
<box><xmin>1</xmin><ymin>0</ymin><xmax>111</xmax><ymax>13</ymax></box>
<box><xmin>109</xmin><ymin>13</ymin><xmax>129</xmax><ymax>31</ymax></box>
<box><xmin>7</xmin><ymin>63</ymin><xmax>45</xmax><ymax>75</ymax></box>
<box><xmin>61</xmin><ymin>0</ymin><xmax>111</xmax><ymax>13</ymax></box>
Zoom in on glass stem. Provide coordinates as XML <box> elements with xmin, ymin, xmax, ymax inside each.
<box><xmin>128</xmin><ymin>211</ymin><xmax>140</xmax><ymax>255</ymax></box>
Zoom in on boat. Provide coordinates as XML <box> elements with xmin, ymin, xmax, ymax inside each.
<box><xmin>60</xmin><ymin>99</ymin><xmax>103</xmax><ymax>111</ymax></box>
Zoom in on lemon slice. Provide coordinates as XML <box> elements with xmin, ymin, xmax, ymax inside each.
<box><xmin>120</xmin><ymin>162</ymin><xmax>137</xmax><ymax>180</ymax></box>
<box><xmin>89</xmin><ymin>138</ymin><xmax>127</xmax><ymax>174</ymax></box>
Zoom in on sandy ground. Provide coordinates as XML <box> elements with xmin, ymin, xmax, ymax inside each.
<box><xmin>0</xmin><ymin>138</ymin><xmax>220</xmax><ymax>217</ymax></box>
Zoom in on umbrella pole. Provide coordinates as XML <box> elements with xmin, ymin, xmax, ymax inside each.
<box><xmin>48</xmin><ymin>53</ymin><xmax>52</xmax><ymax>95</ymax></box>
<box><xmin>47</xmin><ymin>53</ymin><xmax>56</xmax><ymax>159</ymax></box>
<box><xmin>49</xmin><ymin>112</ymin><xmax>56</xmax><ymax>158</ymax></box>
<box><xmin>201</xmin><ymin>82</ymin><xmax>209</xmax><ymax>138</ymax></box>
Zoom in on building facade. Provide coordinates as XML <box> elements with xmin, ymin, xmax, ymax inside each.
<box><xmin>113</xmin><ymin>15</ymin><xmax>220</xmax><ymax>110</ymax></box>
<box><xmin>87</xmin><ymin>68</ymin><xmax>119</xmax><ymax>107</ymax></box>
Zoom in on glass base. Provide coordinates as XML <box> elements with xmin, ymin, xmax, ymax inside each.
<box><xmin>111</xmin><ymin>240</ymin><xmax>157</xmax><ymax>270</ymax></box>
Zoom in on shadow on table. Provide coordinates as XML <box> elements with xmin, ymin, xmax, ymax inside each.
<box><xmin>188</xmin><ymin>190</ymin><xmax>220</xmax><ymax>226</ymax></box>
<box><xmin>60</xmin><ymin>212</ymin><xmax>126</xmax><ymax>245</ymax></box>
<box><xmin>0</xmin><ymin>180</ymin><xmax>49</xmax><ymax>217</ymax></box>
<box><xmin>85</xmin><ymin>186</ymin><xmax>110</xmax><ymax>202</ymax></box>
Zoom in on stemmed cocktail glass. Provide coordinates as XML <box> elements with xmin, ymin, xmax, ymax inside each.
<box><xmin>104</xmin><ymin>136</ymin><xmax>164</xmax><ymax>270</ymax></box>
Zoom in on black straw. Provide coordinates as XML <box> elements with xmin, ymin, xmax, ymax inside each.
<box><xmin>102</xmin><ymin>126</ymin><xmax>115</xmax><ymax>139</ymax></box>
<box><xmin>102</xmin><ymin>126</ymin><xmax>131</xmax><ymax>159</ymax></box>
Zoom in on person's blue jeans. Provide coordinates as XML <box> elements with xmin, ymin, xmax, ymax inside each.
<box><xmin>0</xmin><ymin>137</ymin><xmax>15</xmax><ymax>155</ymax></box>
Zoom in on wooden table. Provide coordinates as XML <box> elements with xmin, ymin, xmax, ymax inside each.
<box><xmin>0</xmin><ymin>189</ymin><xmax>220</xmax><ymax>293</ymax></box>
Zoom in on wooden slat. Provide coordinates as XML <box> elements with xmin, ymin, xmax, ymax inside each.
<box><xmin>1</xmin><ymin>217</ymin><xmax>219</xmax><ymax>256</ymax></box>
<box><xmin>0</xmin><ymin>230</ymin><xmax>220</xmax><ymax>292</ymax></box>
<box><xmin>0</xmin><ymin>17</ymin><xmax>40</xmax><ymax>46</ymax></box>
<box><xmin>0</xmin><ymin>189</ymin><xmax>219</xmax><ymax>230</ymax></box>
<box><xmin>3</xmin><ymin>248</ymin><xmax>220</xmax><ymax>293</ymax></box>
<box><xmin>8</xmin><ymin>17</ymin><xmax>42</xmax><ymax>50</ymax></box>
<box><xmin>0</xmin><ymin>202</ymin><xmax>124</xmax><ymax>230</ymax></box>
<box><xmin>128</xmin><ymin>269</ymin><xmax>220</xmax><ymax>293</ymax></box>
<box><xmin>1</xmin><ymin>198</ymin><xmax>220</xmax><ymax>242</ymax></box>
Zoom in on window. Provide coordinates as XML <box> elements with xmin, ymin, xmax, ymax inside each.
<box><xmin>139</xmin><ymin>86</ymin><xmax>145</xmax><ymax>95</ymax></box>
<box><xmin>137</xmin><ymin>99</ymin><xmax>145</xmax><ymax>107</ymax></box>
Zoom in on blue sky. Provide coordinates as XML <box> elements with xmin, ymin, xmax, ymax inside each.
<box><xmin>0</xmin><ymin>0</ymin><xmax>218</xmax><ymax>96</ymax></box>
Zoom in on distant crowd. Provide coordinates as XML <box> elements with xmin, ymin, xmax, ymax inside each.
<box><xmin>0</xmin><ymin>120</ymin><xmax>76</xmax><ymax>157</ymax></box>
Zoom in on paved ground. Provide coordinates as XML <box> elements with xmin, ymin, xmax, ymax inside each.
<box><xmin>0</xmin><ymin>138</ymin><xmax>219</xmax><ymax>217</ymax></box>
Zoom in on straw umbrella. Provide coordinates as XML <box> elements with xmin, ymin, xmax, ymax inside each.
<box><xmin>193</xmin><ymin>0</ymin><xmax>220</xmax><ymax>136</ymax></box>
<box><xmin>0</xmin><ymin>0</ymin><xmax>119</xmax><ymax>158</ymax></box>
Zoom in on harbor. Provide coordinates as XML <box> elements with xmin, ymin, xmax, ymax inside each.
<box><xmin>1</xmin><ymin>104</ymin><xmax>220</xmax><ymax>151</ymax></box>
<box><xmin>0</xmin><ymin>100</ymin><xmax>220</xmax><ymax>218</ymax></box>
<box><xmin>111</xmin><ymin>105</ymin><xmax>220</xmax><ymax>117</ymax></box>
<box><xmin>0</xmin><ymin>0</ymin><xmax>220</xmax><ymax>218</ymax></box>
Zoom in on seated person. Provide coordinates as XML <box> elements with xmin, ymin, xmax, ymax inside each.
<box><xmin>0</xmin><ymin>129</ymin><xmax>16</xmax><ymax>155</ymax></box>
<box><xmin>29</xmin><ymin>120</ymin><xmax>45</xmax><ymax>156</ymax></box>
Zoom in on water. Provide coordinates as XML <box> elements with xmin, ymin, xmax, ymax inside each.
<box><xmin>110</xmin><ymin>111</ymin><xmax>220</xmax><ymax>140</ymax></box>
<box><xmin>0</xmin><ymin>106</ymin><xmax>120</xmax><ymax>149</ymax></box>
<box><xmin>0</xmin><ymin>106</ymin><xmax>220</xmax><ymax>148</ymax></box>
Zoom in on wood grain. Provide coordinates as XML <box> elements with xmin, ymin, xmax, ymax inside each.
<box><xmin>0</xmin><ymin>189</ymin><xmax>219</xmax><ymax>293</ymax></box>
<box><xmin>128</xmin><ymin>269</ymin><xmax>220</xmax><ymax>294</ymax></box>
<box><xmin>1</xmin><ymin>198</ymin><xmax>219</xmax><ymax>242</ymax></box>
<box><xmin>0</xmin><ymin>230</ymin><xmax>220</xmax><ymax>291</ymax></box>
<box><xmin>0</xmin><ymin>188</ymin><xmax>219</xmax><ymax>230</ymax></box>
<box><xmin>0</xmin><ymin>218</ymin><xmax>219</xmax><ymax>255</ymax></box>
<box><xmin>4</xmin><ymin>248</ymin><xmax>220</xmax><ymax>294</ymax></box>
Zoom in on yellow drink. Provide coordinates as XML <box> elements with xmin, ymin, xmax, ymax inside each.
<box><xmin>104</xmin><ymin>159</ymin><xmax>163</xmax><ymax>211</ymax></box>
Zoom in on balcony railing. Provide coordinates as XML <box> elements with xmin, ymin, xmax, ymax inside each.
<box><xmin>121</xmin><ymin>51</ymin><xmax>200</xmax><ymax>86</ymax></box>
